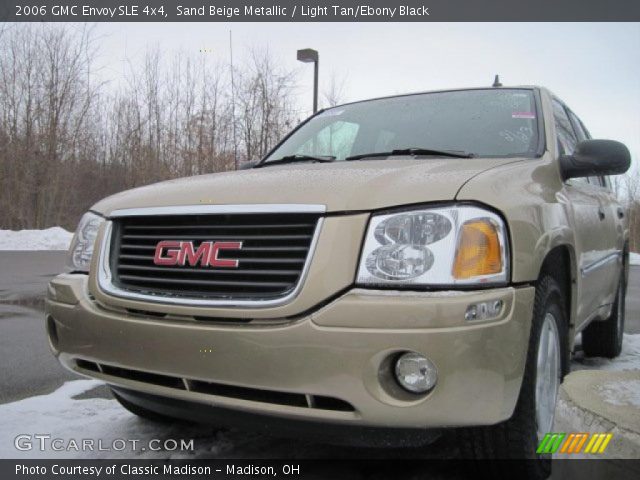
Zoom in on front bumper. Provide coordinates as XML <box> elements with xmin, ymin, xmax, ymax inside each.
<box><xmin>46</xmin><ymin>274</ymin><xmax>535</xmax><ymax>429</ymax></box>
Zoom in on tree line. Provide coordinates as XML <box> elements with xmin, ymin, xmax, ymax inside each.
<box><xmin>0</xmin><ymin>24</ymin><xmax>301</xmax><ymax>230</ymax></box>
<box><xmin>1</xmin><ymin>24</ymin><xmax>637</xmax><ymax>252</ymax></box>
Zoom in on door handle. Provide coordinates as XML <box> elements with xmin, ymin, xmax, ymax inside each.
<box><xmin>598</xmin><ymin>207</ymin><xmax>605</xmax><ymax>220</ymax></box>
<box><xmin>617</xmin><ymin>208</ymin><xmax>625</xmax><ymax>219</ymax></box>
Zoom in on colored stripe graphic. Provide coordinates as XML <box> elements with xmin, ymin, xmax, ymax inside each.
<box><xmin>559</xmin><ymin>433</ymin><xmax>575</xmax><ymax>453</ymax></box>
<box><xmin>598</xmin><ymin>433</ymin><xmax>613</xmax><ymax>453</ymax></box>
<box><xmin>584</xmin><ymin>433</ymin><xmax>613</xmax><ymax>454</ymax></box>
<box><xmin>537</xmin><ymin>433</ymin><xmax>552</xmax><ymax>453</ymax></box>
<box><xmin>584</xmin><ymin>434</ymin><xmax>598</xmax><ymax>453</ymax></box>
<box><xmin>536</xmin><ymin>433</ymin><xmax>566</xmax><ymax>454</ymax></box>
<box><xmin>563</xmin><ymin>433</ymin><xmax>589</xmax><ymax>453</ymax></box>
<box><xmin>538</xmin><ymin>432</ymin><xmax>613</xmax><ymax>454</ymax></box>
<box><xmin>572</xmin><ymin>433</ymin><xmax>589</xmax><ymax>453</ymax></box>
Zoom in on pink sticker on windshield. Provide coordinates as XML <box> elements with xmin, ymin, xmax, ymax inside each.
<box><xmin>512</xmin><ymin>112</ymin><xmax>535</xmax><ymax>119</ymax></box>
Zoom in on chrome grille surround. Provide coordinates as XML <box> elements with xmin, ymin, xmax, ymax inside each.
<box><xmin>96</xmin><ymin>204</ymin><xmax>325</xmax><ymax>308</ymax></box>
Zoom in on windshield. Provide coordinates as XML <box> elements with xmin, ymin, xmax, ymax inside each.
<box><xmin>263</xmin><ymin>89</ymin><xmax>540</xmax><ymax>163</ymax></box>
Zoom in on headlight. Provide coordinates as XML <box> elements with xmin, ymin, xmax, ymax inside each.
<box><xmin>357</xmin><ymin>205</ymin><xmax>508</xmax><ymax>286</ymax></box>
<box><xmin>66</xmin><ymin>212</ymin><xmax>104</xmax><ymax>273</ymax></box>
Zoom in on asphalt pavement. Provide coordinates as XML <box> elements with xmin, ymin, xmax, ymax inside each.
<box><xmin>0</xmin><ymin>251</ymin><xmax>68</xmax><ymax>304</ymax></box>
<box><xmin>0</xmin><ymin>252</ymin><xmax>76</xmax><ymax>403</ymax></box>
<box><xmin>626</xmin><ymin>265</ymin><xmax>640</xmax><ymax>334</ymax></box>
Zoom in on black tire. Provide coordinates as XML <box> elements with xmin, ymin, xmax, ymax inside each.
<box><xmin>110</xmin><ymin>388</ymin><xmax>190</xmax><ymax>424</ymax></box>
<box><xmin>457</xmin><ymin>275</ymin><xmax>569</xmax><ymax>480</ymax></box>
<box><xmin>582</xmin><ymin>273</ymin><xmax>625</xmax><ymax>359</ymax></box>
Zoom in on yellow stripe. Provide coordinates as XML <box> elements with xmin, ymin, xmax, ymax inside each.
<box><xmin>574</xmin><ymin>433</ymin><xmax>589</xmax><ymax>454</ymax></box>
<box><xmin>560</xmin><ymin>434</ymin><xmax>575</xmax><ymax>453</ymax></box>
<box><xmin>598</xmin><ymin>433</ymin><xmax>613</xmax><ymax>454</ymax></box>
<box><xmin>584</xmin><ymin>434</ymin><xmax>599</xmax><ymax>453</ymax></box>
<box><xmin>590</xmin><ymin>434</ymin><xmax>606</xmax><ymax>453</ymax></box>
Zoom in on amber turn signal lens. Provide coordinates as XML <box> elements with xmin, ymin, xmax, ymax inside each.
<box><xmin>452</xmin><ymin>219</ymin><xmax>502</xmax><ymax>279</ymax></box>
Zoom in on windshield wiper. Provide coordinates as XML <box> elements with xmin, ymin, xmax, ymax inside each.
<box><xmin>345</xmin><ymin>148</ymin><xmax>475</xmax><ymax>161</ymax></box>
<box><xmin>255</xmin><ymin>154</ymin><xmax>336</xmax><ymax>168</ymax></box>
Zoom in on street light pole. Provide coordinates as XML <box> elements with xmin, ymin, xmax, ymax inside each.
<box><xmin>313</xmin><ymin>56</ymin><xmax>319</xmax><ymax>113</ymax></box>
<box><xmin>297</xmin><ymin>48</ymin><xmax>319</xmax><ymax>113</ymax></box>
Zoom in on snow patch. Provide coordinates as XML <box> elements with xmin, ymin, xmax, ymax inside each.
<box><xmin>0</xmin><ymin>379</ymin><xmax>446</xmax><ymax>459</ymax></box>
<box><xmin>0</xmin><ymin>380</ymin><xmax>216</xmax><ymax>459</ymax></box>
<box><xmin>630</xmin><ymin>252</ymin><xmax>640</xmax><ymax>266</ymax></box>
<box><xmin>0</xmin><ymin>380</ymin><xmax>342</xmax><ymax>459</ymax></box>
<box><xmin>572</xmin><ymin>334</ymin><xmax>640</xmax><ymax>371</ymax></box>
<box><xmin>0</xmin><ymin>227</ymin><xmax>72</xmax><ymax>250</ymax></box>
<box><xmin>597</xmin><ymin>380</ymin><xmax>640</xmax><ymax>407</ymax></box>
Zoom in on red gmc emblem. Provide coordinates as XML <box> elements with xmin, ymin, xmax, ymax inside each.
<box><xmin>153</xmin><ymin>241</ymin><xmax>242</xmax><ymax>268</ymax></box>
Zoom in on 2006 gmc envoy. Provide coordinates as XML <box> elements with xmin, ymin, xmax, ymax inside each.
<box><xmin>46</xmin><ymin>86</ymin><xmax>631</xmax><ymax>475</ymax></box>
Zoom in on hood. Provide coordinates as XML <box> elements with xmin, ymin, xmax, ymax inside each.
<box><xmin>92</xmin><ymin>157</ymin><xmax>524</xmax><ymax>215</ymax></box>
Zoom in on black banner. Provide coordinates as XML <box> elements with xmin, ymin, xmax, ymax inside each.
<box><xmin>1</xmin><ymin>0</ymin><xmax>639</xmax><ymax>22</ymax></box>
<box><xmin>3</xmin><ymin>459</ymin><xmax>640</xmax><ymax>480</ymax></box>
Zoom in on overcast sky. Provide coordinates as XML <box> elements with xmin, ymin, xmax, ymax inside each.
<box><xmin>92</xmin><ymin>22</ymin><xmax>640</xmax><ymax>164</ymax></box>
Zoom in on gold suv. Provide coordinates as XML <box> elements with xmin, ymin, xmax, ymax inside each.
<box><xmin>46</xmin><ymin>86</ymin><xmax>630</xmax><ymax>472</ymax></box>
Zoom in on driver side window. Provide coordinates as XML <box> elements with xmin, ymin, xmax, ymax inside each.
<box><xmin>553</xmin><ymin>99</ymin><xmax>590</xmax><ymax>186</ymax></box>
<box><xmin>552</xmin><ymin>99</ymin><xmax>577</xmax><ymax>156</ymax></box>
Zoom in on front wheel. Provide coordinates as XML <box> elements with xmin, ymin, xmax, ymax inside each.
<box><xmin>457</xmin><ymin>275</ymin><xmax>568</xmax><ymax>479</ymax></box>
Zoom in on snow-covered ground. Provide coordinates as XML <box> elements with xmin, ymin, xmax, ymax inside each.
<box><xmin>0</xmin><ymin>227</ymin><xmax>72</xmax><ymax>250</ymax></box>
<box><xmin>597</xmin><ymin>379</ymin><xmax>640</xmax><ymax>408</ymax></box>
<box><xmin>0</xmin><ymin>380</ymin><xmax>219</xmax><ymax>459</ymax></box>
<box><xmin>1</xmin><ymin>335</ymin><xmax>639</xmax><ymax>459</ymax></box>
<box><xmin>0</xmin><ymin>384</ymin><xmax>400</xmax><ymax>460</ymax></box>
<box><xmin>630</xmin><ymin>252</ymin><xmax>640</xmax><ymax>266</ymax></box>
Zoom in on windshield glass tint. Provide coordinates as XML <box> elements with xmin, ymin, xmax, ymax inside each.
<box><xmin>264</xmin><ymin>89</ymin><xmax>539</xmax><ymax>161</ymax></box>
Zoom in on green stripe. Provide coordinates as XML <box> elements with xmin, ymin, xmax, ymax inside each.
<box><xmin>543</xmin><ymin>434</ymin><xmax>558</xmax><ymax>453</ymax></box>
<box><xmin>549</xmin><ymin>433</ymin><xmax>566</xmax><ymax>453</ymax></box>
<box><xmin>537</xmin><ymin>433</ymin><xmax>553</xmax><ymax>454</ymax></box>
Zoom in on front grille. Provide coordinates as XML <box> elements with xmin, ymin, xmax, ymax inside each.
<box><xmin>109</xmin><ymin>213</ymin><xmax>320</xmax><ymax>301</ymax></box>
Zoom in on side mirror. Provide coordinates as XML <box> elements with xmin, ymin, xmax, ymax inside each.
<box><xmin>560</xmin><ymin>139</ymin><xmax>630</xmax><ymax>180</ymax></box>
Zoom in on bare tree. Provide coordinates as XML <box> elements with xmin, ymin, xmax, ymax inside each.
<box><xmin>322</xmin><ymin>71</ymin><xmax>348</xmax><ymax>108</ymax></box>
<box><xmin>235</xmin><ymin>49</ymin><xmax>297</xmax><ymax>163</ymax></box>
<box><xmin>620</xmin><ymin>170</ymin><xmax>640</xmax><ymax>252</ymax></box>
<box><xmin>0</xmin><ymin>25</ymin><xmax>303</xmax><ymax>230</ymax></box>
<box><xmin>0</xmin><ymin>24</ymin><xmax>100</xmax><ymax>229</ymax></box>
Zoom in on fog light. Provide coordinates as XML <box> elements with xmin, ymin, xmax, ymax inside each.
<box><xmin>465</xmin><ymin>299</ymin><xmax>503</xmax><ymax>321</ymax></box>
<box><xmin>394</xmin><ymin>352</ymin><xmax>437</xmax><ymax>394</ymax></box>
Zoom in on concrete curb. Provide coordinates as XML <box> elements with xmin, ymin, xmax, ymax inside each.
<box><xmin>554</xmin><ymin>369</ymin><xmax>640</xmax><ymax>459</ymax></box>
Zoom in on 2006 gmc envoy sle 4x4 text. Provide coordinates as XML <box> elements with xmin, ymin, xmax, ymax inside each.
<box><xmin>46</xmin><ymin>85</ymin><xmax>631</xmax><ymax>476</ymax></box>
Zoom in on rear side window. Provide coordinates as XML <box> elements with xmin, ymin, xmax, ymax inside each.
<box><xmin>567</xmin><ymin>109</ymin><xmax>608</xmax><ymax>188</ymax></box>
<box><xmin>552</xmin><ymin>99</ymin><xmax>577</xmax><ymax>155</ymax></box>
